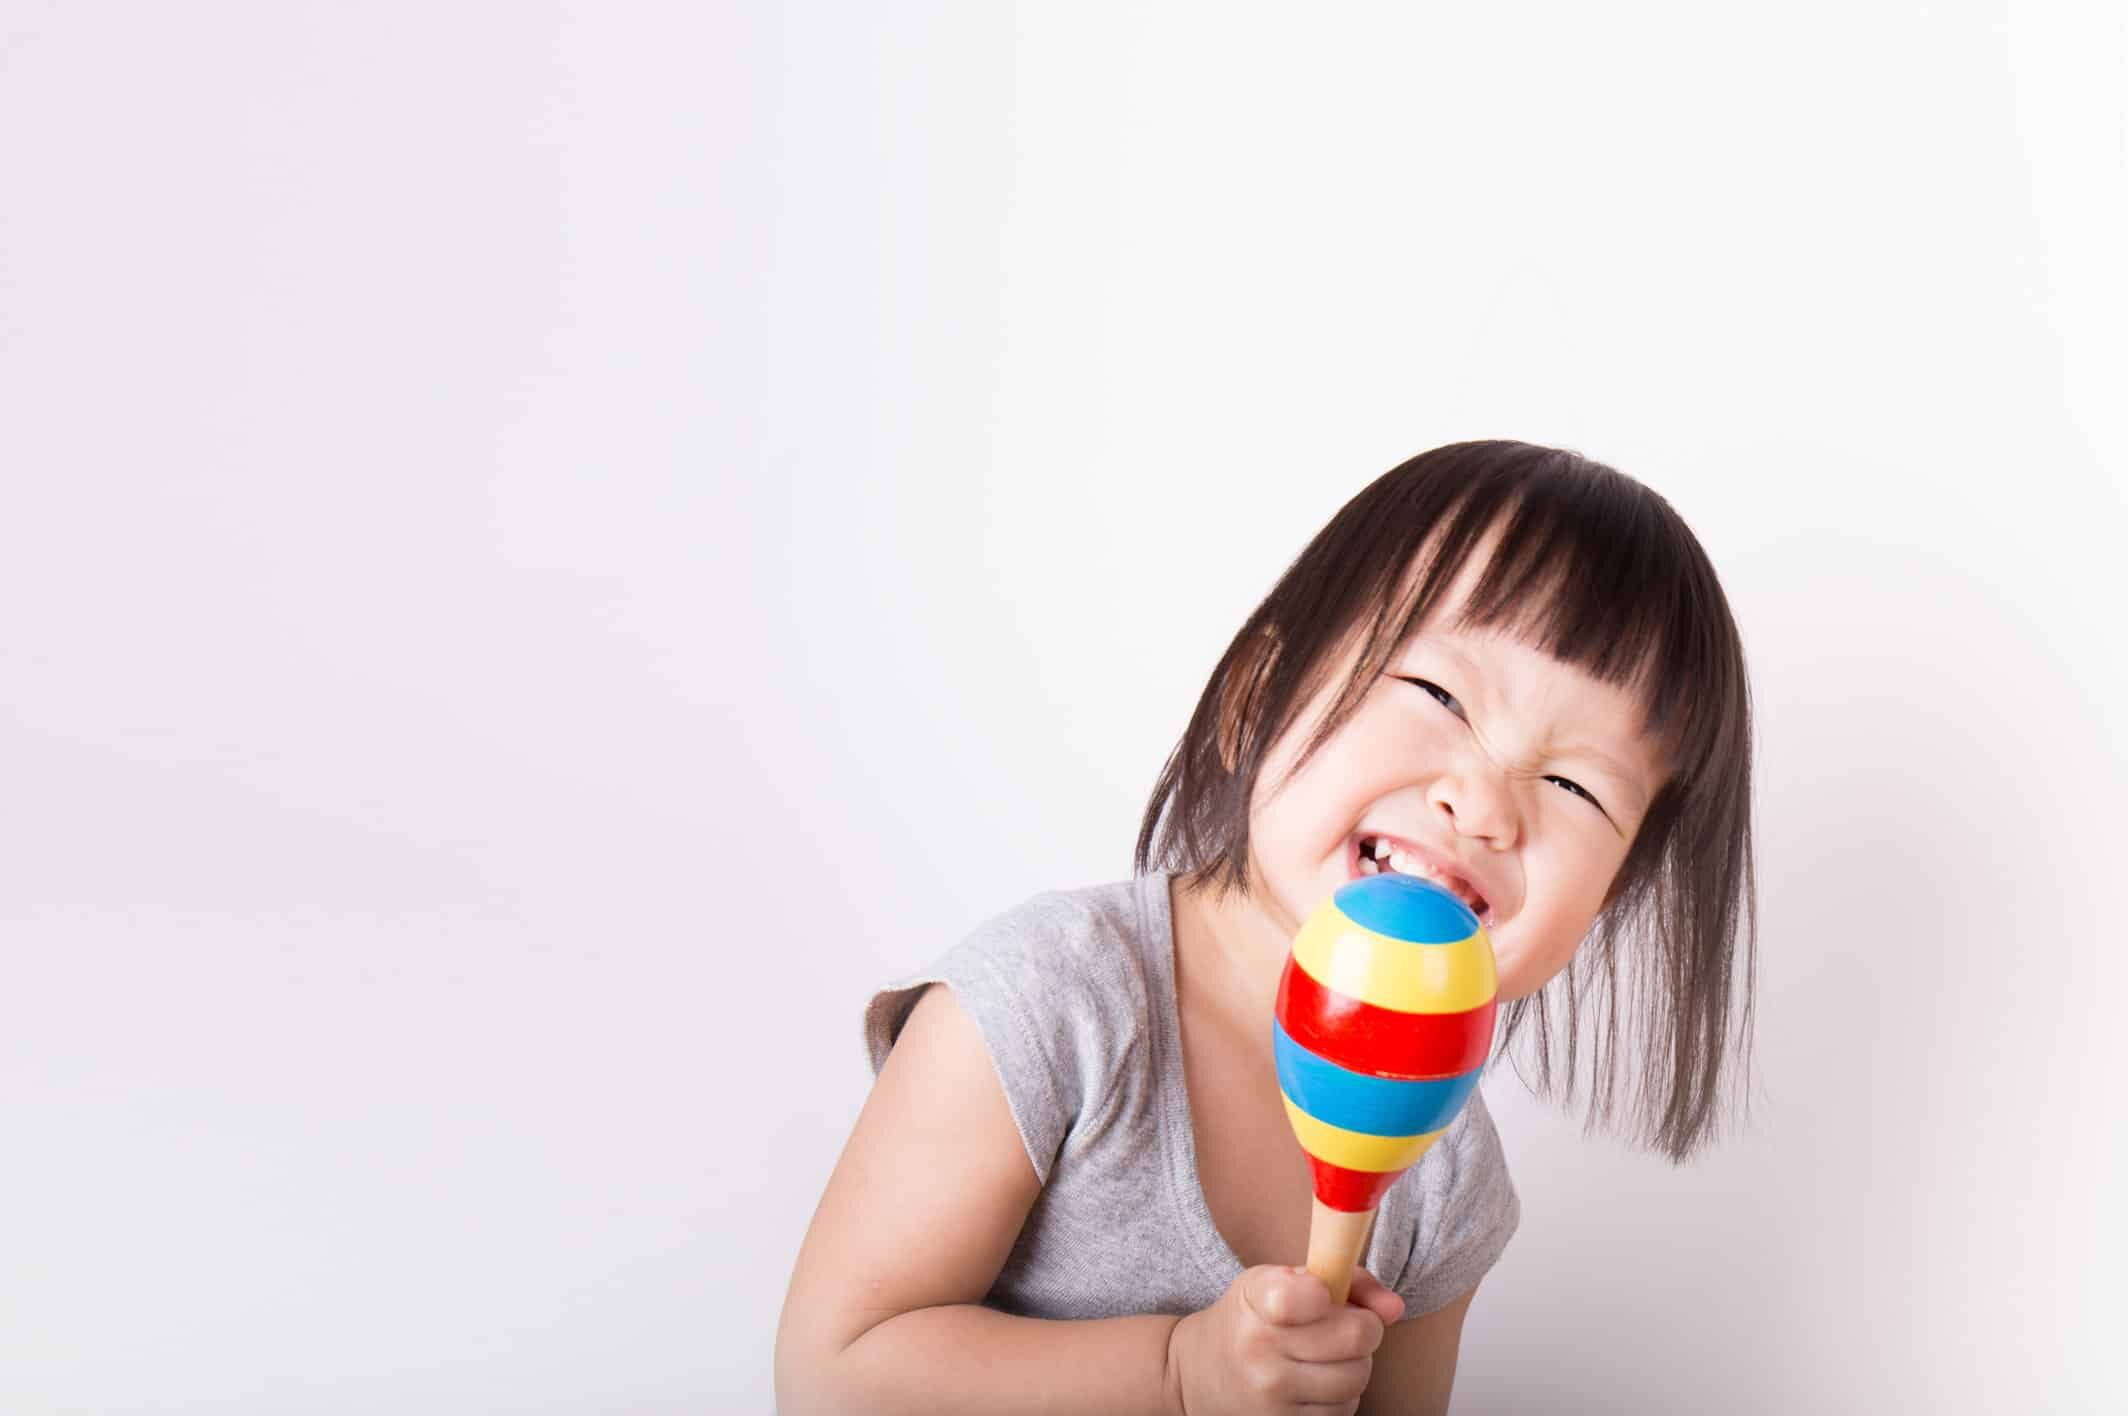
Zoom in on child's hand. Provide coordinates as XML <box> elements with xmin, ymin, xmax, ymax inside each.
<box><xmin>1168</xmin><ymin>1263</ymin><xmax>1404</xmax><ymax>1415</ymax></box>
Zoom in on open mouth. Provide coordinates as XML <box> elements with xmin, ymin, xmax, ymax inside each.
<box><xmin>1352</xmin><ymin>835</ymin><xmax>1492</xmax><ymax>923</ymax></box>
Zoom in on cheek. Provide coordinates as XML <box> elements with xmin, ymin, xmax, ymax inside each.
<box><xmin>1257</xmin><ymin>719</ymin><xmax>1365</xmax><ymax>806</ymax></box>
<box><xmin>1321</xmin><ymin>704</ymin><xmax>1448</xmax><ymax>791</ymax></box>
<box><xmin>1294</xmin><ymin>725</ymin><xmax>1418</xmax><ymax>830</ymax></box>
<box><xmin>1535</xmin><ymin>843</ymin><xmax>1631</xmax><ymax>951</ymax></box>
<box><xmin>1516</xmin><ymin>833</ymin><xmax>1610</xmax><ymax>919</ymax></box>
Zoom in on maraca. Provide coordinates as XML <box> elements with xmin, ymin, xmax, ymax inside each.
<box><xmin>1274</xmin><ymin>871</ymin><xmax>1498</xmax><ymax>1304</ymax></box>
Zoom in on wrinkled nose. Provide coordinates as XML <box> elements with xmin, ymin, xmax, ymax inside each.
<box><xmin>1428</xmin><ymin>765</ymin><xmax>1517</xmax><ymax>847</ymax></box>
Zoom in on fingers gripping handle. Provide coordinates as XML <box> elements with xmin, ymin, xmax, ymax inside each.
<box><xmin>1303</xmin><ymin>1198</ymin><xmax>1375</xmax><ymax>1307</ymax></box>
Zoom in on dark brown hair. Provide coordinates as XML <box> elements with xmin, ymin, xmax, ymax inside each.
<box><xmin>1135</xmin><ymin>440</ymin><xmax>1757</xmax><ymax>1163</ymax></box>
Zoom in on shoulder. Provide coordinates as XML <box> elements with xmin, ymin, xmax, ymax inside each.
<box><xmin>968</xmin><ymin>877</ymin><xmax>1147</xmax><ymax>962</ymax></box>
<box><xmin>961</xmin><ymin>877</ymin><xmax>1158</xmax><ymax>1003</ymax></box>
<box><xmin>877</xmin><ymin>877</ymin><xmax>1156</xmax><ymax>1038</ymax></box>
<box><xmin>860</xmin><ymin>876</ymin><xmax>1168</xmax><ymax>1181</ymax></box>
<box><xmin>1383</xmin><ymin>1086</ymin><xmax>1521</xmax><ymax>1318</ymax></box>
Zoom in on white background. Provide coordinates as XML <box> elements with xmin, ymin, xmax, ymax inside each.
<box><xmin>3</xmin><ymin>3</ymin><xmax>2123</xmax><ymax>1412</ymax></box>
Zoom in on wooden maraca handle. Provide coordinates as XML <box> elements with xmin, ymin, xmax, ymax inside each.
<box><xmin>1304</xmin><ymin>1198</ymin><xmax>1376</xmax><ymax>1305</ymax></box>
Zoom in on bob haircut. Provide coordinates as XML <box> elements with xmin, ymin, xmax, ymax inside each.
<box><xmin>1136</xmin><ymin>440</ymin><xmax>1757</xmax><ymax>1163</ymax></box>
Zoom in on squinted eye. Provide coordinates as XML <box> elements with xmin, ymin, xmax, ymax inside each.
<box><xmin>1546</xmin><ymin>776</ymin><xmax>1604</xmax><ymax>810</ymax></box>
<box><xmin>1396</xmin><ymin>676</ymin><xmax>1464</xmax><ymax>716</ymax></box>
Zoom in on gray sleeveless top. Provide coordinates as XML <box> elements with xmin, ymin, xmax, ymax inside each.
<box><xmin>861</xmin><ymin>874</ymin><xmax>1519</xmax><ymax>1322</ymax></box>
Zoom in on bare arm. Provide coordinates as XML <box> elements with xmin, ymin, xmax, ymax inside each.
<box><xmin>773</xmin><ymin>983</ymin><xmax>1183</xmax><ymax>1416</ymax></box>
<box><xmin>1356</xmin><ymin>1283</ymin><xmax>1478</xmax><ymax>1416</ymax></box>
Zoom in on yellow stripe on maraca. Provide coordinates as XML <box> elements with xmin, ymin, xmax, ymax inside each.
<box><xmin>1290</xmin><ymin>906</ymin><xmax>1496</xmax><ymax>1015</ymax></box>
<box><xmin>1280</xmin><ymin>1096</ymin><xmax>1448</xmax><ymax>1173</ymax></box>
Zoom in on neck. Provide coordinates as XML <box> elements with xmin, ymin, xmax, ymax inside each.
<box><xmin>1169</xmin><ymin>872</ymin><xmax>1289</xmax><ymax>1039</ymax></box>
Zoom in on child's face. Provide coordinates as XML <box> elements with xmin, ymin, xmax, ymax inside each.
<box><xmin>1243</xmin><ymin>538</ymin><xmax>1667</xmax><ymax>1003</ymax></box>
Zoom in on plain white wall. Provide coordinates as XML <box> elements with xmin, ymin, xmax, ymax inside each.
<box><xmin>3</xmin><ymin>2</ymin><xmax>2122</xmax><ymax>1412</ymax></box>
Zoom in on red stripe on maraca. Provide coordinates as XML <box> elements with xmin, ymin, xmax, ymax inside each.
<box><xmin>1308</xmin><ymin>1156</ymin><xmax>1403</xmax><ymax>1214</ymax></box>
<box><xmin>1277</xmin><ymin>962</ymin><xmax>1497</xmax><ymax>1080</ymax></box>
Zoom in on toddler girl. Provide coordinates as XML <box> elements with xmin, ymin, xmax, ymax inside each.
<box><xmin>775</xmin><ymin>440</ymin><xmax>1757</xmax><ymax>1415</ymax></box>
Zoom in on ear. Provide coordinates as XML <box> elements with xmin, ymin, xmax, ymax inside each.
<box><xmin>1215</xmin><ymin>626</ymin><xmax>1282</xmax><ymax>775</ymax></box>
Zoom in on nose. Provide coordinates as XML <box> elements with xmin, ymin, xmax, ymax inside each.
<box><xmin>1428</xmin><ymin>762</ymin><xmax>1518</xmax><ymax>847</ymax></box>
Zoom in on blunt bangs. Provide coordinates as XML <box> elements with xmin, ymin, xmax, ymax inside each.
<box><xmin>1291</xmin><ymin>444</ymin><xmax>1741</xmax><ymax>798</ymax></box>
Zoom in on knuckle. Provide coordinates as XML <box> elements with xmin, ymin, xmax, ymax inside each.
<box><xmin>1330</xmin><ymin>1359</ymin><xmax>1372</xmax><ymax>1402</ymax></box>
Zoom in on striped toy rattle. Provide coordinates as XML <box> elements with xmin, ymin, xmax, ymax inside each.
<box><xmin>1274</xmin><ymin>872</ymin><xmax>1499</xmax><ymax>1304</ymax></box>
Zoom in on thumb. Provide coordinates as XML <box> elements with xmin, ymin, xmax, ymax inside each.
<box><xmin>1345</xmin><ymin>1267</ymin><xmax>1406</xmax><ymax>1326</ymax></box>
<box><xmin>1246</xmin><ymin>1266</ymin><xmax>1332</xmax><ymax>1326</ymax></box>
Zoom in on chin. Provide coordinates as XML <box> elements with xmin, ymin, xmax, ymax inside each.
<box><xmin>1487</xmin><ymin>950</ymin><xmax>1522</xmax><ymax>1004</ymax></box>
<box><xmin>1493</xmin><ymin>948</ymin><xmax>1577</xmax><ymax>1005</ymax></box>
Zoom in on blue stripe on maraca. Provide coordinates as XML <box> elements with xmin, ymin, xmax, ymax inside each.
<box><xmin>1333</xmin><ymin>873</ymin><xmax>1480</xmax><ymax>944</ymax></box>
<box><xmin>1273</xmin><ymin>1015</ymin><xmax>1485</xmax><ymax>1137</ymax></box>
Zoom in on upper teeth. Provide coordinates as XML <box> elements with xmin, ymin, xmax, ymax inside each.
<box><xmin>1362</xmin><ymin>838</ymin><xmax>1486</xmax><ymax>916</ymax></box>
